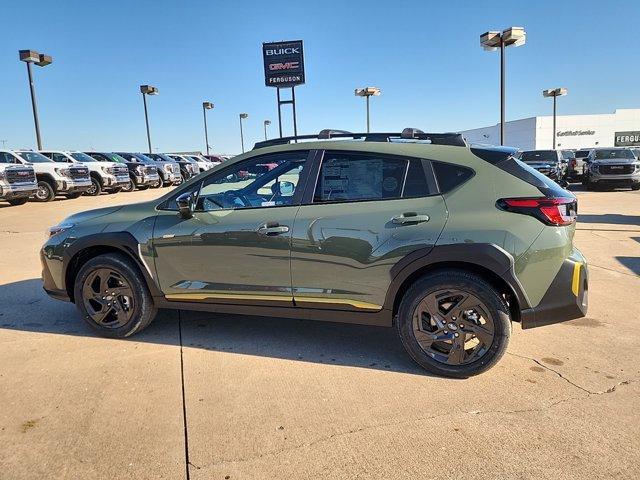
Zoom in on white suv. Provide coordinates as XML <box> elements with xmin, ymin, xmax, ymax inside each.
<box><xmin>13</xmin><ymin>150</ymin><xmax>91</xmax><ymax>202</ymax></box>
<box><xmin>0</xmin><ymin>150</ymin><xmax>38</xmax><ymax>206</ymax></box>
<box><xmin>39</xmin><ymin>150</ymin><xmax>130</xmax><ymax>196</ymax></box>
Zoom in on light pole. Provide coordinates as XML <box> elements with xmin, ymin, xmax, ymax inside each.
<box><xmin>480</xmin><ymin>27</ymin><xmax>526</xmax><ymax>145</ymax></box>
<box><xmin>263</xmin><ymin>120</ymin><xmax>271</xmax><ymax>141</ymax></box>
<box><xmin>19</xmin><ymin>50</ymin><xmax>53</xmax><ymax>149</ymax></box>
<box><xmin>140</xmin><ymin>85</ymin><xmax>159</xmax><ymax>154</ymax></box>
<box><xmin>202</xmin><ymin>101</ymin><xmax>214</xmax><ymax>155</ymax></box>
<box><xmin>239</xmin><ymin>113</ymin><xmax>248</xmax><ymax>153</ymax></box>
<box><xmin>543</xmin><ymin>88</ymin><xmax>568</xmax><ymax>150</ymax></box>
<box><xmin>354</xmin><ymin>87</ymin><xmax>381</xmax><ymax>133</ymax></box>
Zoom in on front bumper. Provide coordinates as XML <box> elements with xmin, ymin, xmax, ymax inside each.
<box><xmin>590</xmin><ymin>172</ymin><xmax>640</xmax><ymax>186</ymax></box>
<box><xmin>133</xmin><ymin>173</ymin><xmax>160</xmax><ymax>185</ymax></box>
<box><xmin>55</xmin><ymin>178</ymin><xmax>92</xmax><ymax>193</ymax></box>
<box><xmin>520</xmin><ymin>250</ymin><xmax>588</xmax><ymax>329</ymax></box>
<box><xmin>0</xmin><ymin>182</ymin><xmax>38</xmax><ymax>200</ymax></box>
<box><xmin>103</xmin><ymin>174</ymin><xmax>131</xmax><ymax>188</ymax></box>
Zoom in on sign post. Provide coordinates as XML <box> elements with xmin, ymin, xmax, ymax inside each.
<box><xmin>262</xmin><ymin>40</ymin><xmax>305</xmax><ymax>138</ymax></box>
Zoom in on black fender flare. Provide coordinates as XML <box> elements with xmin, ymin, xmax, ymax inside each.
<box><xmin>383</xmin><ymin>243</ymin><xmax>531</xmax><ymax>312</ymax></box>
<box><xmin>62</xmin><ymin>231</ymin><xmax>163</xmax><ymax>300</ymax></box>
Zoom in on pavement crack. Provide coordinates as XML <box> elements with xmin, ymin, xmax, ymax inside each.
<box><xmin>508</xmin><ymin>352</ymin><xmax>637</xmax><ymax>395</ymax></box>
<box><xmin>178</xmin><ymin>311</ymin><xmax>191</xmax><ymax>480</ymax></box>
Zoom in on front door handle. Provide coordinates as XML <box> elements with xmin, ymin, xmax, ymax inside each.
<box><xmin>391</xmin><ymin>212</ymin><xmax>430</xmax><ymax>225</ymax></box>
<box><xmin>257</xmin><ymin>222</ymin><xmax>290</xmax><ymax>236</ymax></box>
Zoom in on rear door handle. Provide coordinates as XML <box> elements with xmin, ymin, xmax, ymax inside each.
<box><xmin>392</xmin><ymin>212</ymin><xmax>430</xmax><ymax>225</ymax></box>
<box><xmin>257</xmin><ymin>223</ymin><xmax>290</xmax><ymax>236</ymax></box>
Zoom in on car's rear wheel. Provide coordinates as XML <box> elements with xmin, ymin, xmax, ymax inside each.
<box><xmin>396</xmin><ymin>271</ymin><xmax>511</xmax><ymax>378</ymax></box>
<box><xmin>74</xmin><ymin>253</ymin><xmax>157</xmax><ymax>338</ymax></box>
<box><xmin>34</xmin><ymin>181</ymin><xmax>55</xmax><ymax>202</ymax></box>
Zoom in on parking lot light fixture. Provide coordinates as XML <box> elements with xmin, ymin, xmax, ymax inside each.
<box><xmin>543</xmin><ymin>88</ymin><xmax>568</xmax><ymax>150</ymax></box>
<box><xmin>480</xmin><ymin>26</ymin><xmax>526</xmax><ymax>145</ymax></box>
<box><xmin>140</xmin><ymin>85</ymin><xmax>159</xmax><ymax>154</ymax></box>
<box><xmin>19</xmin><ymin>49</ymin><xmax>53</xmax><ymax>149</ymax></box>
<box><xmin>263</xmin><ymin>120</ymin><xmax>271</xmax><ymax>141</ymax></box>
<box><xmin>239</xmin><ymin>113</ymin><xmax>249</xmax><ymax>153</ymax></box>
<box><xmin>355</xmin><ymin>87</ymin><xmax>381</xmax><ymax>133</ymax></box>
<box><xmin>202</xmin><ymin>101</ymin><xmax>214</xmax><ymax>156</ymax></box>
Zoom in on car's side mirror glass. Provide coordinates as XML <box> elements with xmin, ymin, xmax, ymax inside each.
<box><xmin>279</xmin><ymin>180</ymin><xmax>295</xmax><ymax>196</ymax></box>
<box><xmin>176</xmin><ymin>192</ymin><xmax>196</xmax><ymax>219</ymax></box>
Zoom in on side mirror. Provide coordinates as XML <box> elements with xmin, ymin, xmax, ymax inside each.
<box><xmin>279</xmin><ymin>180</ymin><xmax>295</xmax><ymax>196</ymax></box>
<box><xmin>176</xmin><ymin>192</ymin><xmax>196</xmax><ymax>219</ymax></box>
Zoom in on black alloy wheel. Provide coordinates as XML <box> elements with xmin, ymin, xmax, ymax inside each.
<box><xmin>397</xmin><ymin>271</ymin><xmax>510</xmax><ymax>377</ymax></box>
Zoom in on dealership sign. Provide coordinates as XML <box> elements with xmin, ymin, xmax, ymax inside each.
<box><xmin>557</xmin><ymin>130</ymin><xmax>595</xmax><ymax>137</ymax></box>
<box><xmin>614</xmin><ymin>131</ymin><xmax>640</xmax><ymax>147</ymax></box>
<box><xmin>262</xmin><ymin>40</ymin><xmax>305</xmax><ymax>88</ymax></box>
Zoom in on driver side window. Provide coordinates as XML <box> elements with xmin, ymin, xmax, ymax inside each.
<box><xmin>196</xmin><ymin>152</ymin><xmax>308</xmax><ymax>212</ymax></box>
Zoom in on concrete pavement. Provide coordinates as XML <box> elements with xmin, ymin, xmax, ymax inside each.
<box><xmin>0</xmin><ymin>186</ymin><xmax>638</xmax><ymax>479</ymax></box>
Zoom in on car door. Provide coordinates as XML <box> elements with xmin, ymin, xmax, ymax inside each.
<box><xmin>151</xmin><ymin>150</ymin><xmax>312</xmax><ymax>307</ymax></box>
<box><xmin>290</xmin><ymin>150</ymin><xmax>448</xmax><ymax>312</ymax></box>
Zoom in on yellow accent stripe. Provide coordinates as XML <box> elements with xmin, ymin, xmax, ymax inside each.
<box><xmin>295</xmin><ymin>296</ymin><xmax>382</xmax><ymax>311</ymax></box>
<box><xmin>571</xmin><ymin>262</ymin><xmax>582</xmax><ymax>297</ymax></box>
<box><xmin>165</xmin><ymin>292</ymin><xmax>381</xmax><ymax>311</ymax></box>
<box><xmin>166</xmin><ymin>292</ymin><xmax>293</xmax><ymax>302</ymax></box>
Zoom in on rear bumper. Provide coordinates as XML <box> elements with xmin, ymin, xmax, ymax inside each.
<box><xmin>520</xmin><ymin>251</ymin><xmax>588</xmax><ymax>329</ymax></box>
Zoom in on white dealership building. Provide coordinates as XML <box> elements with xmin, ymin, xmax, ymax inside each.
<box><xmin>460</xmin><ymin>108</ymin><xmax>640</xmax><ymax>150</ymax></box>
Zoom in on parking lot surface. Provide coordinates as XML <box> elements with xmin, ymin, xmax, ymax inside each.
<box><xmin>1</xmin><ymin>188</ymin><xmax>639</xmax><ymax>479</ymax></box>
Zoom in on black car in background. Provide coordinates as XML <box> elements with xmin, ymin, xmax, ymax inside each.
<box><xmin>86</xmin><ymin>152</ymin><xmax>160</xmax><ymax>192</ymax></box>
<box><xmin>517</xmin><ymin>150</ymin><xmax>568</xmax><ymax>186</ymax></box>
<box><xmin>116</xmin><ymin>152</ymin><xmax>180</xmax><ymax>188</ymax></box>
<box><xmin>147</xmin><ymin>153</ymin><xmax>198</xmax><ymax>182</ymax></box>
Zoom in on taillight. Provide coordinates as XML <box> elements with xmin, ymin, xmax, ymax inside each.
<box><xmin>497</xmin><ymin>197</ymin><xmax>577</xmax><ymax>226</ymax></box>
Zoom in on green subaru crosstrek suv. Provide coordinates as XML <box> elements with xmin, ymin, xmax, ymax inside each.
<box><xmin>41</xmin><ymin>129</ymin><xmax>588</xmax><ymax>377</ymax></box>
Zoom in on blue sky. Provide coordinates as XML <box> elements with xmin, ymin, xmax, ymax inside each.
<box><xmin>1</xmin><ymin>0</ymin><xmax>638</xmax><ymax>154</ymax></box>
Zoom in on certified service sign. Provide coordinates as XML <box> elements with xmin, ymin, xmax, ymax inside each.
<box><xmin>262</xmin><ymin>40</ymin><xmax>305</xmax><ymax>88</ymax></box>
<box><xmin>614</xmin><ymin>131</ymin><xmax>640</xmax><ymax>147</ymax></box>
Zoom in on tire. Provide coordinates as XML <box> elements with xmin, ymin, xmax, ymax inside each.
<box><xmin>121</xmin><ymin>177</ymin><xmax>135</xmax><ymax>192</ymax></box>
<box><xmin>34</xmin><ymin>180</ymin><xmax>55</xmax><ymax>202</ymax></box>
<box><xmin>7</xmin><ymin>197</ymin><xmax>29</xmax><ymax>206</ymax></box>
<box><xmin>66</xmin><ymin>192</ymin><xmax>82</xmax><ymax>199</ymax></box>
<box><xmin>396</xmin><ymin>270</ymin><xmax>511</xmax><ymax>378</ymax></box>
<box><xmin>109</xmin><ymin>187</ymin><xmax>122</xmax><ymax>194</ymax></box>
<box><xmin>150</xmin><ymin>177</ymin><xmax>162</xmax><ymax>188</ymax></box>
<box><xmin>85</xmin><ymin>176</ymin><xmax>102</xmax><ymax>196</ymax></box>
<box><xmin>73</xmin><ymin>253</ymin><xmax>157</xmax><ymax>338</ymax></box>
<box><xmin>137</xmin><ymin>185</ymin><xmax>150</xmax><ymax>190</ymax></box>
<box><xmin>631</xmin><ymin>184</ymin><xmax>640</xmax><ymax>191</ymax></box>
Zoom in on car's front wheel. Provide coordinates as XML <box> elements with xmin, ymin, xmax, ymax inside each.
<box><xmin>396</xmin><ymin>270</ymin><xmax>511</xmax><ymax>378</ymax></box>
<box><xmin>85</xmin><ymin>177</ymin><xmax>102</xmax><ymax>196</ymax></box>
<box><xmin>34</xmin><ymin>180</ymin><xmax>55</xmax><ymax>202</ymax></box>
<box><xmin>74</xmin><ymin>253</ymin><xmax>157</xmax><ymax>338</ymax></box>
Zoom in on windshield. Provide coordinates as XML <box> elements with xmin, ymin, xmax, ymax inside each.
<box><xmin>105</xmin><ymin>153</ymin><xmax>127</xmax><ymax>163</ymax></box>
<box><xmin>70</xmin><ymin>152</ymin><xmax>97</xmax><ymax>163</ymax></box>
<box><xmin>17</xmin><ymin>151</ymin><xmax>53</xmax><ymax>163</ymax></box>
<box><xmin>133</xmin><ymin>153</ymin><xmax>157</xmax><ymax>164</ymax></box>
<box><xmin>149</xmin><ymin>153</ymin><xmax>176</xmax><ymax>163</ymax></box>
<box><xmin>561</xmin><ymin>150</ymin><xmax>575</xmax><ymax>160</ymax></box>
<box><xmin>594</xmin><ymin>149</ymin><xmax>634</xmax><ymax>160</ymax></box>
<box><xmin>519</xmin><ymin>150</ymin><xmax>557</xmax><ymax>163</ymax></box>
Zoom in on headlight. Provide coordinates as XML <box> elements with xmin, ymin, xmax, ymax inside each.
<box><xmin>55</xmin><ymin>168</ymin><xmax>71</xmax><ymax>178</ymax></box>
<box><xmin>47</xmin><ymin>222</ymin><xmax>74</xmax><ymax>239</ymax></box>
<box><xmin>102</xmin><ymin>166</ymin><xmax>115</xmax><ymax>175</ymax></box>
<box><xmin>0</xmin><ymin>171</ymin><xmax>5</xmax><ymax>180</ymax></box>
<box><xmin>164</xmin><ymin>164</ymin><xmax>172</xmax><ymax>171</ymax></box>
<box><xmin>136</xmin><ymin>165</ymin><xmax>145</xmax><ymax>174</ymax></box>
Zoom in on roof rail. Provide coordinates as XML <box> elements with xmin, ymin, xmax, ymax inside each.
<box><xmin>253</xmin><ymin>128</ymin><xmax>467</xmax><ymax>149</ymax></box>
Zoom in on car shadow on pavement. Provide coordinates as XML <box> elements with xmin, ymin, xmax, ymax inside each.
<box><xmin>578</xmin><ymin>213</ymin><xmax>640</xmax><ymax>226</ymax></box>
<box><xmin>0</xmin><ymin>278</ymin><xmax>427</xmax><ymax>376</ymax></box>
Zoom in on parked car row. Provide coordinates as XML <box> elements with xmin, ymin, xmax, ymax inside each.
<box><xmin>0</xmin><ymin>149</ymin><xmax>223</xmax><ymax>206</ymax></box>
<box><xmin>515</xmin><ymin>147</ymin><xmax>640</xmax><ymax>191</ymax></box>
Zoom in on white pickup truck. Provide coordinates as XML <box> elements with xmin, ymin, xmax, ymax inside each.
<box><xmin>13</xmin><ymin>150</ymin><xmax>91</xmax><ymax>202</ymax></box>
<box><xmin>39</xmin><ymin>150</ymin><xmax>130</xmax><ymax>196</ymax></box>
<box><xmin>0</xmin><ymin>150</ymin><xmax>38</xmax><ymax>206</ymax></box>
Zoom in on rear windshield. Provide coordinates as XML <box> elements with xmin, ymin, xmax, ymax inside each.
<box><xmin>594</xmin><ymin>149</ymin><xmax>634</xmax><ymax>160</ymax></box>
<box><xmin>575</xmin><ymin>150</ymin><xmax>592</xmax><ymax>158</ymax></box>
<box><xmin>520</xmin><ymin>151</ymin><xmax>557</xmax><ymax>163</ymax></box>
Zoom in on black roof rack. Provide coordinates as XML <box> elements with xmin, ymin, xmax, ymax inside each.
<box><xmin>253</xmin><ymin>128</ymin><xmax>467</xmax><ymax>150</ymax></box>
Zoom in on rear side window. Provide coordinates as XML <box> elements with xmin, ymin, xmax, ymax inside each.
<box><xmin>313</xmin><ymin>153</ymin><xmax>431</xmax><ymax>203</ymax></box>
<box><xmin>432</xmin><ymin>162</ymin><xmax>474</xmax><ymax>193</ymax></box>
